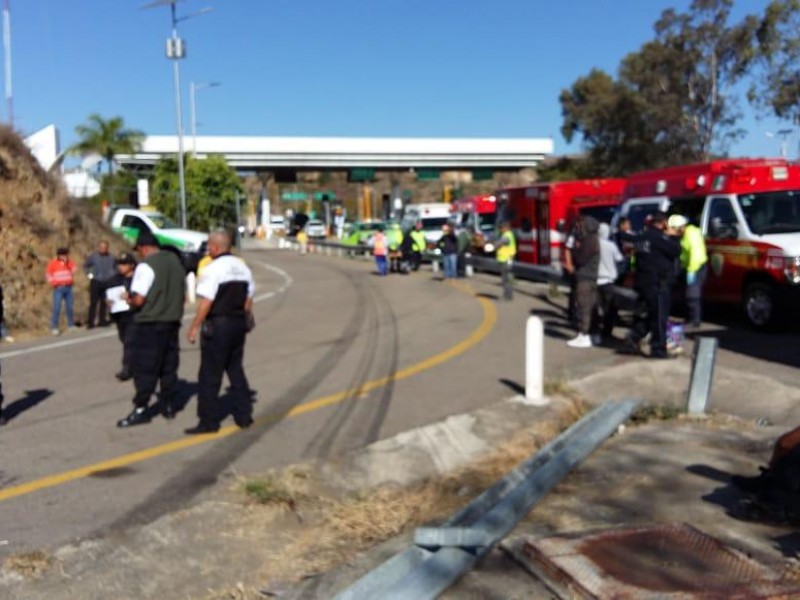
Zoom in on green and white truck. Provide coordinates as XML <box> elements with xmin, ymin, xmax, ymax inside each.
<box><xmin>108</xmin><ymin>208</ymin><xmax>208</xmax><ymax>272</ymax></box>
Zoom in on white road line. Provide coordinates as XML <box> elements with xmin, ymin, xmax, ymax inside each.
<box><xmin>0</xmin><ymin>259</ymin><xmax>293</xmax><ymax>360</ymax></box>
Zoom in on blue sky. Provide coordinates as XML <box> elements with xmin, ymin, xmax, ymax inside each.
<box><xmin>9</xmin><ymin>0</ymin><xmax>795</xmax><ymax>160</ymax></box>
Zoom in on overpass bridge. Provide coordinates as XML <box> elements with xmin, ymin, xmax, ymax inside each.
<box><xmin>115</xmin><ymin>135</ymin><xmax>554</xmax><ymax>173</ymax></box>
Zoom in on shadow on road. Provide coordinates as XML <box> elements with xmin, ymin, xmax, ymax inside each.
<box><xmin>2</xmin><ymin>388</ymin><xmax>53</xmax><ymax>422</ymax></box>
<box><xmin>688</xmin><ymin>328</ymin><xmax>800</xmax><ymax>370</ymax></box>
<box><xmin>476</xmin><ymin>292</ymin><xmax>499</xmax><ymax>301</ymax></box>
<box><xmin>499</xmin><ymin>378</ymin><xmax>524</xmax><ymax>395</ymax></box>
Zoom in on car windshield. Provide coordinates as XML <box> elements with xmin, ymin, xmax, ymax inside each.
<box><xmin>579</xmin><ymin>205</ymin><xmax>617</xmax><ymax>224</ymax></box>
<box><xmin>420</xmin><ymin>217</ymin><xmax>449</xmax><ymax>229</ymax></box>
<box><xmin>149</xmin><ymin>214</ymin><xmax>180</xmax><ymax>229</ymax></box>
<box><xmin>478</xmin><ymin>212</ymin><xmax>497</xmax><ymax>232</ymax></box>
<box><xmin>359</xmin><ymin>223</ymin><xmax>383</xmax><ymax>231</ymax></box>
<box><xmin>738</xmin><ymin>190</ymin><xmax>800</xmax><ymax>235</ymax></box>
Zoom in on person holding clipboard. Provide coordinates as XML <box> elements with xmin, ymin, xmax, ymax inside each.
<box><xmin>106</xmin><ymin>252</ymin><xmax>137</xmax><ymax>381</ymax></box>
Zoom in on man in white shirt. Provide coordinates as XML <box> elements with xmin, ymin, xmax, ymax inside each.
<box><xmin>185</xmin><ymin>231</ymin><xmax>256</xmax><ymax>435</ymax></box>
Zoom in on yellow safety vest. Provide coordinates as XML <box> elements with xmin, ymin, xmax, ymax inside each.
<box><xmin>496</xmin><ymin>230</ymin><xmax>516</xmax><ymax>263</ymax></box>
<box><xmin>410</xmin><ymin>230</ymin><xmax>427</xmax><ymax>252</ymax></box>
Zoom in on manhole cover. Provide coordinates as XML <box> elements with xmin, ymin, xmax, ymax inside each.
<box><xmin>520</xmin><ymin>523</ymin><xmax>800</xmax><ymax>599</ymax></box>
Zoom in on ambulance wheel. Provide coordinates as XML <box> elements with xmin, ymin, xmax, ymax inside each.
<box><xmin>744</xmin><ymin>282</ymin><xmax>776</xmax><ymax>330</ymax></box>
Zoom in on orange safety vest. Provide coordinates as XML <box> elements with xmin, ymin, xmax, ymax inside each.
<box><xmin>373</xmin><ymin>233</ymin><xmax>387</xmax><ymax>256</ymax></box>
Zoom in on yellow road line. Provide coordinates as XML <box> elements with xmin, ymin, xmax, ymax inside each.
<box><xmin>0</xmin><ymin>284</ymin><xmax>496</xmax><ymax>503</ymax></box>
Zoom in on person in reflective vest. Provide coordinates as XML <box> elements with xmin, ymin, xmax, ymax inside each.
<box><xmin>668</xmin><ymin>214</ymin><xmax>707</xmax><ymax>329</ymax></box>
<box><xmin>409</xmin><ymin>222</ymin><xmax>427</xmax><ymax>272</ymax></box>
<box><xmin>492</xmin><ymin>222</ymin><xmax>517</xmax><ymax>300</ymax></box>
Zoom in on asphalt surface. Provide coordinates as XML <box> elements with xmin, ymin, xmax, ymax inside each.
<box><xmin>1</xmin><ymin>246</ymin><xmax>800</xmax><ymax>561</ymax></box>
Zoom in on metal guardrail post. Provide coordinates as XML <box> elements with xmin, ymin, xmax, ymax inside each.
<box><xmin>686</xmin><ymin>336</ymin><xmax>717</xmax><ymax>416</ymax></box>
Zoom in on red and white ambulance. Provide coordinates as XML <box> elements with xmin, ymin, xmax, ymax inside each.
<box><xmin>496</xmin><ymin>178</ymin><xmax>625</xmax><ymax>267</ymax></box>
<box><xmin>450</xmin><ymin>193</ymin><xmax>497</xmax><ymax>252</ymax></box>
<box><xmin>617</xmin><ymin>158</ymin><xmax>800</xmax><ymax>328</ymax></box>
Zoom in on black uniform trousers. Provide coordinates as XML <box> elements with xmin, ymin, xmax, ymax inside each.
<box><xmin>131</xmin><ymin>321</ymin><xmax>180</xmax><ymax>408</ymax></box>
<box><xmin>114</xmin><ymin>313</ymin><xmax>135</xmax><ymax>376</ymax></box>
<box><xmin>500</xmin><ymin>261</ymin><xmax>514</xmax><ymax>300</ymax></box>
<box><xmin>197</xmin><ymin>315</ymin><xmax>251</xmax><ymax>426</ymax></box>
<box><xmin>632</xmin><ymin>284</ymin><xmax>671</xmax><ymax>357</ymax></box>
<box><xmin>87</xmin><ymin>279</ymin><xmax>110</xmax><ymax>327</ymax></box>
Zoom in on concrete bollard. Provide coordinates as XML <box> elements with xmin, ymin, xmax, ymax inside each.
<box><xmin>524</xmin><ymin>316</ymin><xmax>548</xmax><ymax>406</ymax></box>
<box><xmin>432</xmin><ymin>259</ymin><xmax>440</xmax><ymax>273</ymax></box>
<box><xmin>464</xmin><ymin>253</ymin><xmax>474</xmax><ymax>277</ymax></box>
<box><xmin>185</xmin><ymin>272</ymin><xmax>196</xmax><ymax>305</ymax></box>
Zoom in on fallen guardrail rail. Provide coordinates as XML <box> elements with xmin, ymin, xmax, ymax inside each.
<box><xmin>334</xmin><ymin>398</ymin><xmax>640</xmax><ymax>600</ymax></box>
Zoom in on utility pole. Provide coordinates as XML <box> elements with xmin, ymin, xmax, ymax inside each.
<box><xmin>144</xmin><ymin>0</ymin><xmax>212</xmax><ymax>229</ymax></box>
<box><xmin>3</xmin><ymin>0</ymin><xmax>12</xmax><ymax>127</ymax></box>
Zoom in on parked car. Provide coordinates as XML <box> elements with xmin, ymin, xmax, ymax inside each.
<box><xmin>269</xmin><ymin>215</ymin><xmax>285</xmax><ymax>233</ymax></box>
<box><xmin>341</xmin><ymin>221</ymin><xmax>386</xmax><ymax>248</ymax></box>
<box><xmin>305</xmin><ymin>219</ymin><xmax>327</xmax><ymax>238</ymax></box>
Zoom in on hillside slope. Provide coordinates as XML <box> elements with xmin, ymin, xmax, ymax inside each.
<box><xmin>0</xmin><ymin>126</ymin><xmax>126</xmax><ymax>338</ymax></box>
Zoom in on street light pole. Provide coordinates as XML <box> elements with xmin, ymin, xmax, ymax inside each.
<box><xmin>190</xmin><ymin>81</ymin><xmax>220</xmax><ymax>158</ymax></box>
<box><xmin>170</xmin><ymin>2</ymin><xmax>188</xmax><ymax>228</ymax></box>
<box><xmin>144</xmin><ymin>0</ymin><xmax>212</xmax><ymax>229</ymax></box>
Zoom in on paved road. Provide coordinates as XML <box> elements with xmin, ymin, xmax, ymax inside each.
<box><xmin>1</xmin><ymin>247</ymin><xmax>798</xmax><ymax>558</ymax></box>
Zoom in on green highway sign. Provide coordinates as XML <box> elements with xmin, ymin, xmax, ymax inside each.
<box><xmin>349</xmin><ymin>168</ymin><xmax>375</xmax><ymax>182</ymax></box>
<box><xmin>281</xmin><ymin>192</ymin><xmax>307</xmax><ymax>201</ymax></box>
<box><xmin>416</xmin><ymin>169</ymin><xmax>440</xmax><ymax>181</ymax></box>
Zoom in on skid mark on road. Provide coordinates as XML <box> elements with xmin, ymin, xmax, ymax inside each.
<box><xmin>0</xmin><ymin>260</ymin><xmax>292</xmax><ymax>360</ymax></box>
<box><xmin>0</xmin><ymin>281</ymin><xmax>496</xmax><ymax>504</ymax></box>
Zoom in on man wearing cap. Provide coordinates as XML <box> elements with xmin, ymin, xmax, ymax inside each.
<box><xmin>106</xmin><ymin>251</ymin><xmax>138</xmax><ymax>381</ymax></box>
<box><xmin>627</xmin><ymin>211</ymin><xmax>681</xmax><ymax>359</ymax></box>
<box><xmin>117</xmin><ymin>230</ymin><xmax>186</xmax><ymax>428</ymax></box>
<box><xmin>668</xmin><ymin>214</ymin><xmax>708</xmax><ymax>329</ymax></box>
<box><xmin>185</xmin><ymin>230</ymin><xmax>255</xmax><ymax>434</ymax></box>
<box><xmin>46</xmin><ymin>247</ymin><xmax>76</xmax><ymax>336</ymax></box>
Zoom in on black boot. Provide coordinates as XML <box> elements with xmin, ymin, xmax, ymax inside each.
<box><xmin>115</xmin><ymin>370</ymin><xmax>132</xmax><ymax>382</ymax></box>
<box><xmin>117</xmin><ymin>407</ymin><xmax>151</xmax><ymax>428</ymax></box>
<box><xmin>184</xmin><ymin>422</ymin><xmax>220</xmax><ymax>435</ymax></box>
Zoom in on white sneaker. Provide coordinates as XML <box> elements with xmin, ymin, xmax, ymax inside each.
<box><xmin>567</xmin><ymin>334</ymin><xmax>592</xmax><ymax>348</ymax></box>
<box><xmin>51</xmin><ymin>328</ymin><xmax>60</xmax><ymax>336</ymax></box>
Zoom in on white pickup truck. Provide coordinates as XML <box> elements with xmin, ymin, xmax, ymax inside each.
<box><xmin>108</xmin><ymin>208</ymin><xmax>208</xmax><ymax>272</ymax></box>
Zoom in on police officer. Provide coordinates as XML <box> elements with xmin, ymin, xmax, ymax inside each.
<box><xmin>116</xmin><ymin>229</ymin><xmax>185</xmax><ymax>428</ymax></box>
<box><xmin>489</xmin><ymin>222</ymin><xmax>516</xmax><ymax>301</ymax></box>
<box><xmin>627</xmin><ymin>211</ymin><xmax>681</xmax><ymax>359</ymax></box>
<box><xmin>185</xmin><ymin>231</ymin><xmax>255</xmax><ymax>434</ymax></box>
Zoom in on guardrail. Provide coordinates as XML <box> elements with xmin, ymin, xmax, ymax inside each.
<box><xmin>277</xmin><ymin>236</ymin><xmax>371</xmax><ymax>258</ymax></box>
<box><xmin>275</xmin><ymin>240</ymin><xmax>640</xmax><ymax>309</ymax></box>
<box><xmin>334</xmin><ymin>398</ymin><xmax>640</xmax><ymax>600</ymax></box>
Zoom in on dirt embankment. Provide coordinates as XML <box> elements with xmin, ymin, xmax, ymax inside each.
<box><xmin>0</xmin><ymin>126</ymin><xmax>126</xmax><ymax>338</ymax></box>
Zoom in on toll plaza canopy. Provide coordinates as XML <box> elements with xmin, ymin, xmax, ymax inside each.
<box><xmin>115</xmin><ymin>135</ymin><xmax>554</xmax><ymax>171</ymax></box>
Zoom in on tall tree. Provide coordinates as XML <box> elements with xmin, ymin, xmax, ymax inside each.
<box><xmin>70</xmin><ymin>114</ymin><xmax>144</xmax><ymax>176</ymax></box>
<box><xmin>750</xmin><ymin>0</ymin><xmax>800</xmax><ymax>121</ymax></box>
<box><xmin>151</xmin><ymin>155</ymin><xmax>243</xmax><ymax>230</ymax></box>
<box><xmin>560</xmin><ymin>0</ymin><xmax>757</xmax><ymax>175</ymax></box>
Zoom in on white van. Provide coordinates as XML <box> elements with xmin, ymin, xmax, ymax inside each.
<box><xmin>401</xmin><ymin>203</ymin><xmax>453</xmax><ymax>246</ymax></box>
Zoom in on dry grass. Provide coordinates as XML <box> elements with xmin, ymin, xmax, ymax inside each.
<box><xmin>4</xmin><ymin>550</ymin><xmax>51</xmax><ymax>579</ymax></box>
<box><xmin>0</xmin><ymin>125</ymin><xmax>127</xmax><ymax>336</ymax></box>
<box><xmin>630</xmin><ymin>404</ymin><xmax>684</xmax><ymax>424</ymax></box>
<box><xmin>247</xmin><ymin>398</ymin><xmax>584</xmax><ymax>587</ymax></box>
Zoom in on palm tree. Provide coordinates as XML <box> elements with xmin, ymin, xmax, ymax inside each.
<box><xmin>70</xmin><ymin>114</ymin><xmax>144</xmax><ymax>176</ymax></box>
